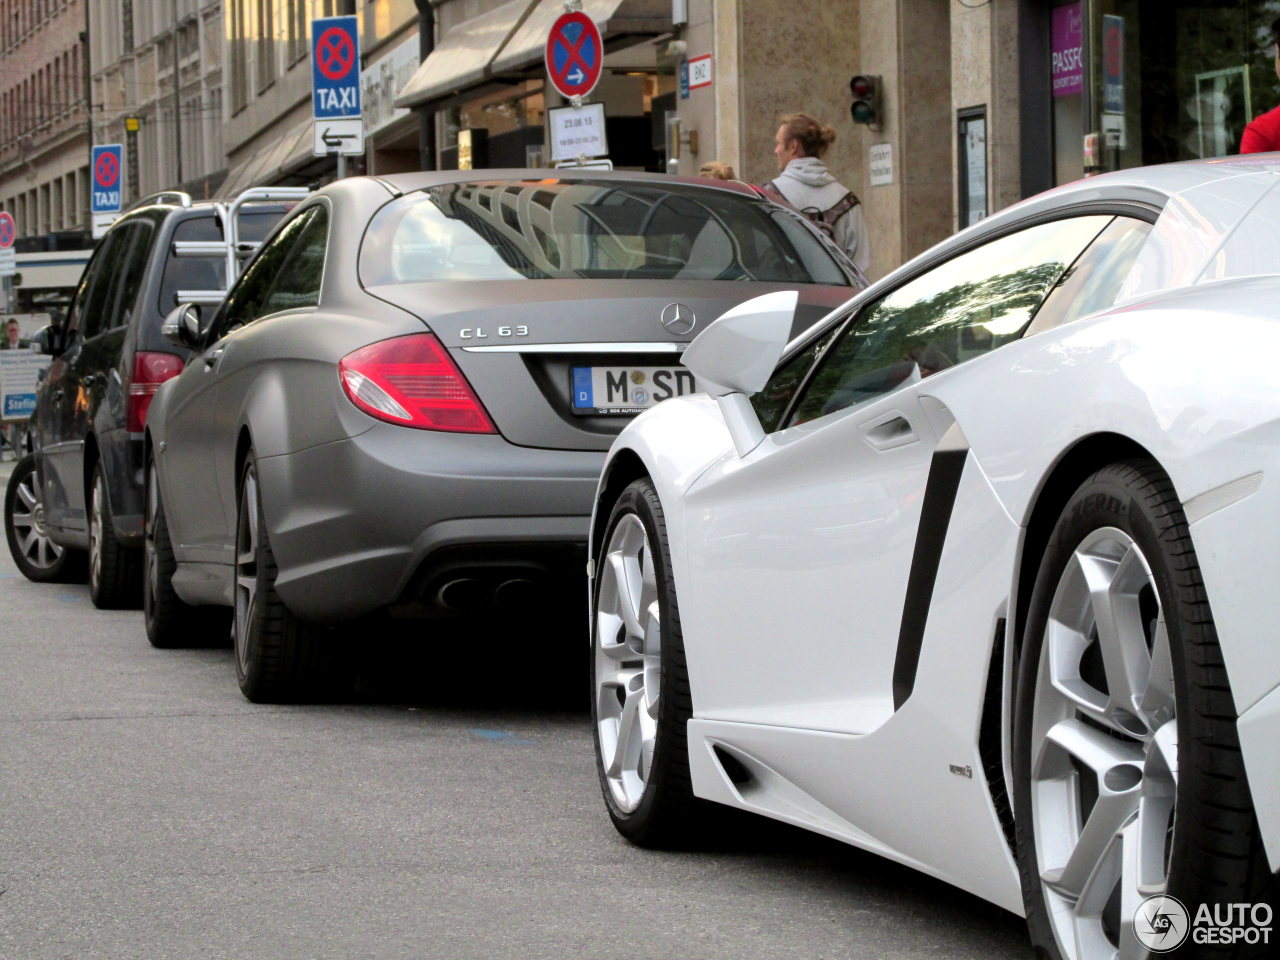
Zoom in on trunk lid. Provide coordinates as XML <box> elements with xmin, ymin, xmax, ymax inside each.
<box><xmin>366</xmin><ymin>279</ymin><xmax>851</xmax><ymax>450</ymax></box>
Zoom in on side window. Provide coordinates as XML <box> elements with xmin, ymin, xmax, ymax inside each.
<box><xmin>750</xmin><ymin>325</ymin><xmax>839</xmax><ymax>431</ymax></box>
<box><xmin>788</xmin><ymin>215</ymin><xmax>1114</xmax><ymax>426</ymax></box>
<box><xmin>76</xmin><ymin>225</ymin><xmax>134</xmax><ymax>340</ymax></box>
<box><xmin>64</xmin><ymin>244</ymin><xmax>109</xmax><ymax>337</ymax></box>
<box><xmin>1028</xmin><ymin>217</ymin><xmax>1153</xmax><ymax>333</ymax></box>
<box><xmin>257</xmin><ymin>205</ymin><xmax>328</xmax><ymax>314</ymax></box>
<box><xmin>158</xmin><ymin>215</ymin><xmax>228</xmax><ymax>311</ymax></box>
<box><xmin>109</xmin><ymin>219</ymin><xmax>157</xmax><ymax>330</ymax></box>
<box><xmin>157</xmin><ymin>209</ymin><xmax>289</xmax><ymax>312</ymax></box>
<box><xmin>208</xmin><ymin>206</ymin><xmax>321</xmax><ymax>342</ymax></box>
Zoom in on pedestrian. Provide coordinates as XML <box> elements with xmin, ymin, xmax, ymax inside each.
<box><xmin>699</xmin><ymin>160</ymin><xmax>737</xmax><ymax>180</ymax></box>
<box><xmin>765</xmin><ymin>113</ymin><xmax>870</xmax><ymax>277</ymax></box>
<box><xmin>1241</xmin><ymin>17</ymin><xmax>1280</xmax><ymax>153</ymax></box>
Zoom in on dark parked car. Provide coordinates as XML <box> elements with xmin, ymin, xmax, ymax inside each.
<box><xmin>143</xmin><ymin>170</ymin><xmax>863</xmax><ymax>702</ymax></box>
<box><xmin>3</xmin><ymin>188</ymin><xmax>305</xmax><ymax>607</ymax></box>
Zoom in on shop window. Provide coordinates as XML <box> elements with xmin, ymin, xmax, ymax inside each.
<box><xmin>1056</xmin><ymin>0</ymin><xmax>1280</xmax><ymax>181</ymax></box>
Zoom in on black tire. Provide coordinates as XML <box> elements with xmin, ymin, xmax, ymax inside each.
<box><xmin>591</xmin><ymin>477</ymin><xmax>705</xmax><ymax>848</ymax></box>
<box><xmin>4</xmin><ymin>453</ymin><xmax>85</xmax><ymax>583</ymax></box>
<box><xmin>87</xmin><ymin>460</ymin><xmax>143</xmax><ymax>609</ymax></box>
<box><xmin>144</xmin><ymin>453</ymin><xmax>230</xmax><ymax>648</ymax></box>
<box><xmin>1014</xmin><ymin>459</ymin><xmax>1276</xmax><ymax>959</ymax></box>
<box><xmin>233</xmin><ymin>452</ymin><xmax>337</xmax><ymax>703</ymax></box>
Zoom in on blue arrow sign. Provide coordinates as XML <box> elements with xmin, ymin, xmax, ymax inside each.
<box><xmin>311</xmin><ymin>15</ymin><xmax>362</xmax><ymax>119</ymax></box>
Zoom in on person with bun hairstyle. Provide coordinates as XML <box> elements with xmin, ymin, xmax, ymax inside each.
<box><xmin>767</xmin><ymin>113</ymin><xmax>870</xmax><ymax>277</ymax></box>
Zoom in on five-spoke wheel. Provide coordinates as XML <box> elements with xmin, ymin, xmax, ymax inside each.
<box><xmin>591</xmin><ymin>477</ymin><xmax>703</xmax><ymax>847</ymax></box>
<box><xmin>4</xmin><ymin>453</ymin><xmax>83</xmax><ymax>582</ymax></box>
<box><xmin>1015</xmin><ymin>460</ymin><xmax>1272</xmax><ymax>960</ymax></box>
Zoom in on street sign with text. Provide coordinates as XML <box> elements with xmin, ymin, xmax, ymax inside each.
<box><xmin>91</xmin><ymin>144</ymin><xmax>124</xmax><ymax>215</ymax></box>
<box><xmin>311</xmin><ymin>15</ymin><xmax>362</xmax><ymax>119</ymax></box>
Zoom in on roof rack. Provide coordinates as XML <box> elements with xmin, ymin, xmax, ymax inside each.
<box><xmin>125</xmin><ymin>190</ymin><xmax>193</xmax><ymax>212</ymax></box>
<box><xmin>170</xmin><ymin>185</ymin><xmax>312</xmax><ymax>294</ymax></box>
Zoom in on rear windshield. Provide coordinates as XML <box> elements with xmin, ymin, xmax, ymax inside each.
<box><xmin>157</xmin><ymin>209</ymin><xmax>289</xmax><ymax>311</ymax></box>
<box><xmin>359</xmin><ymin>179</ymin><xmax>854</xmax><ymax>287</ymax></box>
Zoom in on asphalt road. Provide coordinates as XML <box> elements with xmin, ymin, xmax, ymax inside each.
<box><xmin>0</xmin><ymin>459</ymin><xmax>1034</xmax><ymax>960</ymax></box>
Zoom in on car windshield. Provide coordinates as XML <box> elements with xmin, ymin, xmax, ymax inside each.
<box><xmin>359</xmin><ymin>179</ymin><xmax>854</xmax><ymax>286</ymax></box>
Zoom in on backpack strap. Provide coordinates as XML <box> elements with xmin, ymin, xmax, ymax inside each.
<box><xmin>820</xmin><ymin>191</ymin><xmax>860</xmax><ymax>227</ymax></box>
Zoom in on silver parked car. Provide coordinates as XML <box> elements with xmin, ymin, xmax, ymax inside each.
<box><xmin>144</xmin><ymin>170</ymin><xmax>861</xmax><ymax>701</ymax></box>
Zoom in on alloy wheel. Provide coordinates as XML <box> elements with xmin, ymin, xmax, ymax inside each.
<box><xmin>594</xmin><ymin>512</ymin><xmax>662</xmax><ymax>813</ymax></box>
<box><xmin>89</xmin><ymin>472</ymin><xmax>105</xmax><ymax>590</ymax></box>
<box><xmin>233</xmin><ymin>469</ymin><xmax>258</xmax><ymax>675</ymax></box>
<box><xmin>8</xmin><ymin>469</ymin><xmax>62</xmax><ymax>570</ymax></box>
<box><xmin>1030</xmin><ymin>526</ymin><xmax>1177</xmax><ymax>959</ymax></box>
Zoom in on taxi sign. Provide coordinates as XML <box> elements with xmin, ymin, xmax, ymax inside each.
<box><xmin>545</xmin><ymin>10</ymin><xmax>603</xmax><ymax>100</ymax></box>
<box><xmin>311</xmin><ymin>15</ymin><xmax>362</xmax><ymax>119</ymax></box>
<box><xmin>91</xmin><ymin>144</ymin><xmax>124</xmax><ymax>215</ymax></box>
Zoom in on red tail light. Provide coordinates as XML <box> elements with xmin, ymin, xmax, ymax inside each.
<box><xmin>338</xmin><ymin>333</ymin><xmax>497</xmax><ymax>434</ymax></box>
<box><xmin>127</xmin><ymin>351</ymin><xmax>185</xmax><ymax>432</ymax></box>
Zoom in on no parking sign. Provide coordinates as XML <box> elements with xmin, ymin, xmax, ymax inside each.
<box><xmin>91</xmin><ymin>144</ymin><xmax>123</xmax><ymax>215</ymax></box>
<box><xmin>545</xmin><ymin>10</ymin><xmax>603</xmax><ymax>100</ymax></box>
<box><xmin>312</xmin><ymin>16</ymin><xmax>362</xmax><ymax>119</ymax></box>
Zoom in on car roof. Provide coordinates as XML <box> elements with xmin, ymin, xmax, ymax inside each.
<box><xmin>360</xmin><ymin>168</ymin><xmax>762</xmax><ymax>200</ymax></box>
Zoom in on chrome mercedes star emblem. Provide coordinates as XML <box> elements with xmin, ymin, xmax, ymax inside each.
<box><xmin>660</xmin><ymin>302</ymin><xmax>696</xmax><ymax>335</ymax></box>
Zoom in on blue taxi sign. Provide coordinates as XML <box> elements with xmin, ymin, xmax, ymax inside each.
<box><xmin>311</xmin><ymin>15</ymin><xmax>362</xmax><ymax>119</ymax></box>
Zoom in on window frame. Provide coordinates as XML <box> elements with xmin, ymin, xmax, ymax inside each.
<box><xmin>203</xmin><ymin>201</ymin><xmax>330</xmax><ymax>345</ymax></box>
<box><xmin>758</xmin><ymin>201</ymin><xmax>1161</xmax><ymax>434</ymax></box>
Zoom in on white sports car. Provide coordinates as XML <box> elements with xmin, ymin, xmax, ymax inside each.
<box><xmin>588</xmin><ymin>158</ymin><xmax>1280</xmax><ymax>959</ymax></box>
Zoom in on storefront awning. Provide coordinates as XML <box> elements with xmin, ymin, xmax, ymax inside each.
<box><xmin>395</xmin><ymin>0</ymin><xmax>539</xmax><ymax>110</ymax></box>
<box><xmin>490</xmin><ymin>0</ymin><xmax>667</xmax><ymax>76</ymax></box>
<box><xmin>395</xmin><ymin>0</ymin><xmax>670</xmax><ymax>110</ymax></box>
<box><xmin>219</xmin><ymin>117</ymin><xmax>315</xmax><ymax>197</ymax></box>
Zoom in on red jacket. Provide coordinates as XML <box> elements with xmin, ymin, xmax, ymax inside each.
<box><xmin>1241</xmin><ymin>104</ymin><xmax>1280</xmax><ymax>153</ymax></box>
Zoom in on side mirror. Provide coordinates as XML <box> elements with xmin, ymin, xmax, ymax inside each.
<box><xmin>681</xmin><ymin>290</ymin><xmax>798</xmax><ymax>456</ymax></box>
<box><xmin>162</xmin><ymin>303</ymin><xmax>203</xmax><ymax>348</ymax></box>
<box><xmin>28</xmin><ymin>324</ymin><xmax>60</xmax><ymax>356</ymax></box>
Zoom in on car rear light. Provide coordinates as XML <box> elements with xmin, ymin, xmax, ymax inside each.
<box><xmin>127</xmin><ymin>351</ymin><xmax>185</xmax><ymax>432</ymax></box>
<box><xmin>338</xmin><ymin>333</ymin><xmax>497</xmax><ymax>434</ymax></box>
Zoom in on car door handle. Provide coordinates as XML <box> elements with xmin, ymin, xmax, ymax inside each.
<box><xmin>861</xmin><ymin>413</ymin><xmax>917</xmax><ymax>450</ymax></box>
<box><xmin>204</xmin><ymin>348</ymin><xmax>224</xmax><ymax>368</ymax></box>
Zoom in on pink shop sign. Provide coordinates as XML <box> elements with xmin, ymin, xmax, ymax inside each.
<box><xmin>1052</xmin><ymin>3</ymin><xmax>1085</xmax><ymax>98</ymax></box>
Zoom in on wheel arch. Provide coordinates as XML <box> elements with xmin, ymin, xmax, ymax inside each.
<box><xmin>234</xmin><ymin>426</ymin><xmax>254</xmax><ymax>497</ymax></box>
<box><xmin>1011</xmin><ymin>432</ymin><xmax>1157</xmax><ymax>661</ymax></box>
<box><xmin>591</xmin><ymin>448</ymin><xmax>650</xmax><ymax>562</ymax></box>
<box><xmin>81</xmin><ymin>431</ymin><xmax>101</xmax><ymax>514</ymax></box>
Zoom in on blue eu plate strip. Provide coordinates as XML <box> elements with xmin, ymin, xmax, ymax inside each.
<box><xmin>572</xmin><ymin>367</ymin><xmax>594</xmax><ymax>408</ymax></box>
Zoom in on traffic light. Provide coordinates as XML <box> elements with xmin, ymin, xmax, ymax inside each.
<box><xmin>850</xmin><ymin>74</ymin><xmax>882</xmax><ymax>127</ymax></box>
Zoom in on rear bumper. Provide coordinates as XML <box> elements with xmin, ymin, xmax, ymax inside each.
<box><xmin>255</xmin><ymin>423</ymin><xmax>602</xmax><ymax>621</ymax></box>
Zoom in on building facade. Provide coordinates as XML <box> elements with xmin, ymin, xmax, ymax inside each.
<box><xmin>0</xmin><ymin>0</ymin><xmax>90</xmax><ymax>249</ymax></box>
<box><xmin>87</xmin><ymin>0</ymin><xmax>227</xmax><ymax>204</ymax></box>
<box><xmin>218</xmin><ymin>0</ymin><xmax>423</xmax><ymax>195</ymax></box>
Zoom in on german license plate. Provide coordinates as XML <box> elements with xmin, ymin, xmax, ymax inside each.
<box><xmin>570</xmin><ymin>366</ymin><xmax>697</xmax><ymax>415</ymax></box>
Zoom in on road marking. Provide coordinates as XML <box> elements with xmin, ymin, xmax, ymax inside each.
<box><xmin>469</xmin><ymin>728</ymin><xmax>534</xmax><ymax>745</ymax></box>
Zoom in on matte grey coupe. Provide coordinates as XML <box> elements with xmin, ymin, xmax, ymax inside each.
<box><xmin>143</xmin><ymin>170</ymin><xmax>860</xmax><ymax>702</ymax></box>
